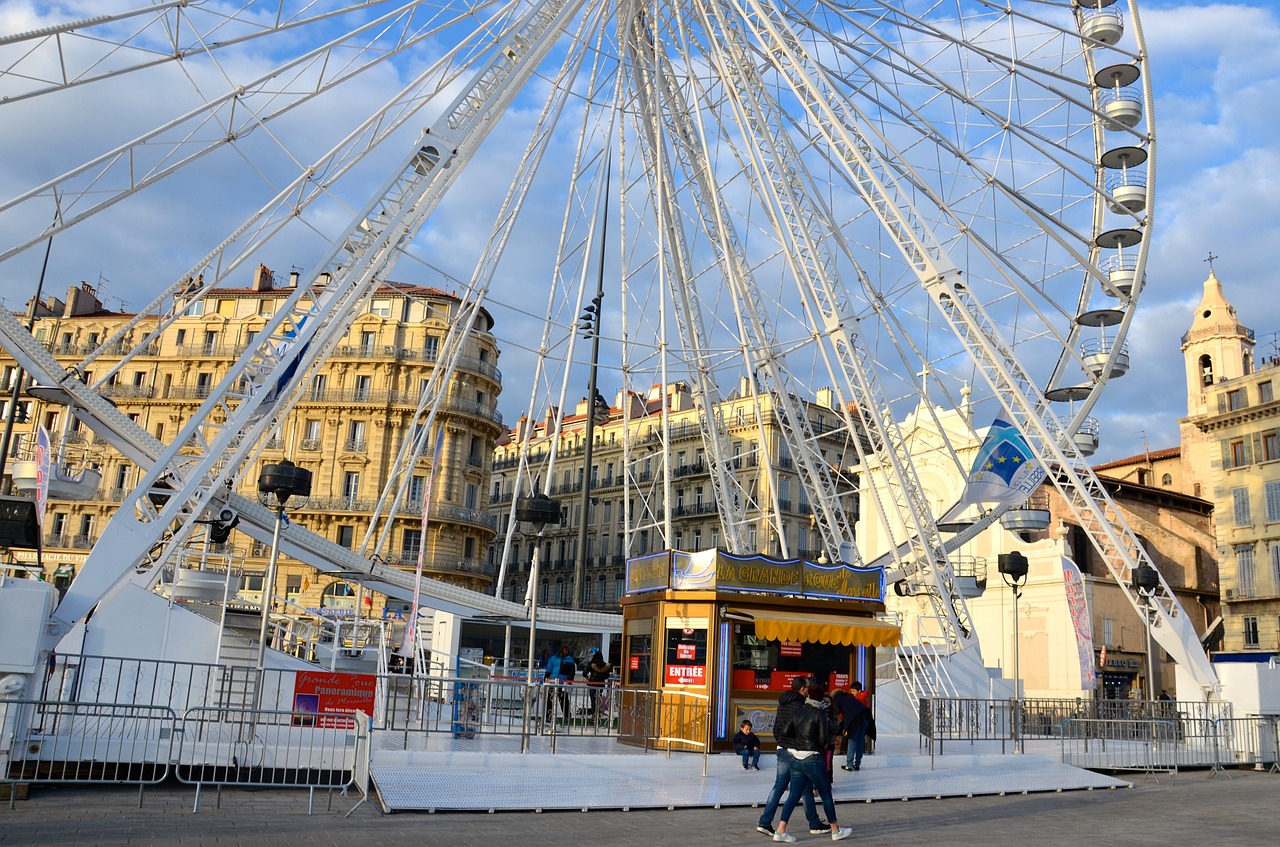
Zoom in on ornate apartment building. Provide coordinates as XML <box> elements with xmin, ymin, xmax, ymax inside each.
<box><xmin>487</xmin><ymin>380</ymin><xmax>862</xmax><ymax>612</ymax></box>
<box><xmin>1</xmin><ymin>267</ymin><xmax>505</xmax><ymax>610</ymax></box>
<box><xmin>1181</xmin><ymin>270</ymin><xmax>1280</xmax><ymax>655</ymax></box>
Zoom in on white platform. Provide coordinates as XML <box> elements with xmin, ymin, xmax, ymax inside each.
<box><xmin>368</xmin><ymin>734</ymin><xmax>1131</xmax><ymax>813</ymax></box>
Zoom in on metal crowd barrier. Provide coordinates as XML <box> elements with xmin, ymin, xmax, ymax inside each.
<box><xmin>175</xmin><ymin>706</ymin><xmax>364</xmax><ymax>814</ymax></box>
<box><xmin>3</xmin><ymin>699</ymin><xmax>176</xmax><ymax>809</ymax></box>
<box><xmin>1058</xmin><ymin>717</ymin><xmax>1180</xmax><ymax>779</ymax></box>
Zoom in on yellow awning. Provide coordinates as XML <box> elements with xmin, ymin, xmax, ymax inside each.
<box><xmin>733</xmin><ymin>608</ymin><xmax>901</xmax><ymax>648</ymax></box>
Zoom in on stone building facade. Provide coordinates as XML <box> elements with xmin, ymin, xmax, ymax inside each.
<box><xmin>2</xmin><ymin>267</ymin><xmax>504</xmax><ymax>610</ymax></box>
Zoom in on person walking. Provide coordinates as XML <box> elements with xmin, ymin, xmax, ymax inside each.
<box><xmin>831</xmin><ymin>686</ymin><xmax>870</xmax><ymax>772</ymax></box>
<box><xmin>756</xmin><ymin>677</ymin><xmax>827</xmax><ymax>838</ymax></box>
<box><xmin>733</xmin><ymin>720</ymin><xmax>762</xmax><ymax>770</ymax></box>
<box><xmin>772</xmin><ymin>681</ymin><xmax>853</xmax><ymax>843</ymax></box>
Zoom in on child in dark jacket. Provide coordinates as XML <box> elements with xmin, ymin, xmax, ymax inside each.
<box><xmin>733</xmin><ymin>719</ymin><xmax>762</xmax><ymax>769</ymax></box>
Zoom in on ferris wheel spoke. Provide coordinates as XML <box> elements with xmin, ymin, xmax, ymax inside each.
<box><xmin>0</xmin><ymin>1</ymin><xmax>507</xmax><ymax>265</ymax></box>
<box><xmin>0</xmin><ymin>1</ymin><xmax>458</xmax><ymax>106</ymax></box>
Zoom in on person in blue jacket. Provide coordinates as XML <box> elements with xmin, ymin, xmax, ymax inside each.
<box><xmin>543</xmin><ymin>643</ymin><xmax>575</xmax><ymax>725</ymax></box>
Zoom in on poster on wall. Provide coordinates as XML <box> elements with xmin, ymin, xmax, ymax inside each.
<box><xmin>293</xmin><ymin>670</ymin><xmax>377</xmax><ymax>727</ymax></box>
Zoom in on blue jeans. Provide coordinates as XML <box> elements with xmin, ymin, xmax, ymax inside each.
<box><xmin>758</xmin><ymin>749</ymin><xmax>821</xmax><ymax>829</ymax></box>
<box><xmin>844</xmin><ymin>722</ymin><xmax>868</xmax><ymax>768</ymax></box>
<box><xmin>736</xmin><ymin>745</ymin><xmax>761</xmax><ymax>768</ymax></box>
<box><xmin>779</xmin><ymin>751</ymin><xmax>837</xmax><ymax>826</ymax></box>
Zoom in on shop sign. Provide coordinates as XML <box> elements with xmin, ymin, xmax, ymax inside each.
<box><xmin>715</xmin><ymin>554</ymin><xmax>803</xmax><ymax>594</ymax></box>
<box><xmin>779</xmin><ymin>640</ymin><xmax>802</xmax><ymax>657</ymax></box>
<box><xmin>626</xmin><ymin>552</ymin><xmax>671</xmax><ymax>594</ymax></box>
<box><xmin>293</xmin><ymin>670</ymin><xmax>377</xmax><ymax>727</ymax></box>
<box><xmin>665</xmin><ymin>664</ymin><xmax>706</xmax><ymax>685</ymax></box>
<box><xmin>801</xmin><ymin>559</ymin><xmax>883</xmax><ymax>601</ymax></box>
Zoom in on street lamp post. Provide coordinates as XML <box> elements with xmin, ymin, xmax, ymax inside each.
<box><xmin>998</xmin><ymin>551</ymin><xmax>1029</xmax><ymax>753</ymax></box>
<box><xmin>516</xmin><ymin>493</ymin><xmax>560</xmax><ymax>750</ymax></box>
<box><xmin>254</xmin><ymin>460</ymin><xmax>312</xmax><ymax>698</ymax></box>
<box><xmin>573</xmin><ymin>292</ymin><xmax>605</xmax><ymax>610</ymax></box>
<box><xmin>1132</xmin><ymin>563</ymin><xmax>1161</xmax><ymax>700</ymax></box>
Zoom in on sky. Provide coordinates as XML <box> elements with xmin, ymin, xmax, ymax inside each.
<box><xmin>0</xmin><ymin>1</ymin><xmax>1278</xmax><ymax>467</ymax></box>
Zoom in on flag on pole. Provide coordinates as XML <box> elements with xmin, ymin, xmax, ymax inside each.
<box><xmin>401</xmin><ymin>426</ymin><xmax>446</xmax><ymax>658</ymax></box>
<box><xmin>955</xmin><ymin>418</ymin><xmax>1046</xmax><ymax>508</ymax></box>
<box><xmin>34</xmin><ymin>426</ymin><xmax>51</xmax><ymax>526</ymax></box>
<box><xmin>1062</xmin><ymin>557</ymin><xmax>1097</xmax><ymax>690</ymax></box>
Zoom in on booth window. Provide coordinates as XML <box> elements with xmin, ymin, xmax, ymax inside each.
<box><xmin>730</xmin><ymin>622</ymin><xmax>857</xmax><ymax>692</ymax></box>
<box><xmin>625</xmin><ymin>633</ymin><xmax>652</xmax><ymax>686</ymax></box>
<box><xmin>664</xmin><ymin>624</ymin><xmax>708</xmax><ymax>686</ymax></box>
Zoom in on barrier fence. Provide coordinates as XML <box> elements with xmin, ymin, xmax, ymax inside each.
<box><xmin>920</xmin><ymin>696</ymin><xmax>1280</xmax><ymax>775</ymax></box>
<box><xmin>2</xmin><ymin>700</ymin><xmax>175</xmax><ymax>809</ymax></box>
<box><xmin>176</xmin><ymin>706</ymin><xmax>365</xmax><ymax>814</ymax></box>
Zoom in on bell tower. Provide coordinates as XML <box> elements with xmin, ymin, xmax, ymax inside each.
<box><xmin>1180</xmin><ymin>267</ymin><xmax>1254</xmax><ymax>498</ymax></box>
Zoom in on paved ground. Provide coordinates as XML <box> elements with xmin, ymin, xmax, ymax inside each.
<box><xmin>3</xmin><ymin>767</ymin><xmax>1275</xmax><ymax>846</ymax></box>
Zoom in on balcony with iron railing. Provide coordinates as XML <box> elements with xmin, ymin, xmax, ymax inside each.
<box><xmin>44</xmin><ymin>533</ymin><xmax>97</xmax><ymax>550</ymax></box>
<box><xmin>381</xmin><ymin>551</ymin><xmax>496</xmax><ymax>578</ymax></box>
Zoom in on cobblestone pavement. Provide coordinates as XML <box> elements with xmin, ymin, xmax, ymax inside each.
<box><xmin>2</xmin><ymin>769</ymin><xmax>1274</xmax><ymax>847</ymax></box>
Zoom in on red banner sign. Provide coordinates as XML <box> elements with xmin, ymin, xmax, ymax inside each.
<box><xmin>293</xmin><ymin>670</ymin><xmax>377</xmax><ymax>727</ymax></box>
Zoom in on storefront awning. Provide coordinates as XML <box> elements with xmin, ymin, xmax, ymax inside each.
<box><xmin>729</xmin><ymin>608</ymin><xmax>901</xmax><ymax>648</ymax></box>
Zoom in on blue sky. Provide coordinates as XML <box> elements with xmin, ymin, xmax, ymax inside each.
<box><xmin>0</xmin><ymin>1</ymin><xmax>1277</xmax><ymax>466</ymax></box>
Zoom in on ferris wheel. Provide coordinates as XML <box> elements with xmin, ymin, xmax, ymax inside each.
<box><xmin>3</xmin><ymin>1</ymin><xmax>1213</xmax><ymax>686</ymax></box>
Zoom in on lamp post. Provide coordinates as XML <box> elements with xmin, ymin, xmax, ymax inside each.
<box><xmin>1132</xmin><ymin>563</ymin><xmax>1160</xmax><ymax>700</ymax></box>
<box><xmin>516</xmin><ymin>492</ymin><xmax>559</xmax><ymax>750</ymax></box>
<box><xmin>573</xmin><ymin>292</ymin><xmax>605</xmax><ymax>610</ymax></box>
<box><xmin>998</xmin><ymin>551</ymin><xmax>1029</xmax><ymax>753</ymax></box>
<box><xmin>254</xmin><ymin>460</ymin><xmax>312</xmax><ymax>691</ymax></box>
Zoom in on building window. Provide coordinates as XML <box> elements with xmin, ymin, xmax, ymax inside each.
<box><xmin>1243</xmin><ymin>616</ymin><xmax>1260</xmax><ymax>648</ymax></box>
<box><xmin>1264</xmin><ymin>431</ymin><xmax>1280</xmax><ymax>462</ymax></box>
<box><xmin>1267</xmin><ymin>481</ymin><xmax>1280</xmax><ymax>523</ymax></box>
<box><xmin>1271</xmin><ymin>542</ymin><xmax>1280</xmax><ymax>594</ymax></box>
<box><xmin>302</xmin><ymin>419</ymin><xmax>321</xmax><ymax>449</ymax></box>
<box><xmin>425</xmin><ymin>336</ymin><xmax>439</xmax><ymax>359</ymax></box>
<box><xmin>343</xmin><ymin>471</ymin><xmax>360</xmax><ymax>499</ymax></box>
<box><xmin>1230</xmin><ymin>439</ymin><xmax>1249</xmax><ymax>469</ymax></box>
<box><xmin>1260</xmin><ymin>381</ymin><xmax>1274</xmax><ymax>404</ymax></box>
<box><xmin>309</xmin><ymin>374</ymin><xmax>326</xmax><ymax>401</ymax></box>
<box><xmin>371</xmin><ymin>299</ymin><xmax>392</xmax><ymax>317</ymax></box>
<box><xmin>1237</xmin><ymin>545</ymin><xmax>1256</xmax><ymax>598</ymax></box>
<box><xmin>1161</xmin><ymin>473</ymin><xmax>1173</xmax><ymax>486</ymax></box>
<box><xmin>353</xmin><ymin>374</ymin><xmax>371</xmax><ymax>402</ymax></box>
<box><xmin>1233</xmin><ymin>487</ymin><xmax>1252</xmax><ymax>526</ymax></box>
<box><xmin>347</xmin><ymin>420</ymin><xmax>366</xmax><ymax>451</ymax></box>
<box><xmin>1224</xmin><ymin>387</ymin><xmax>1247</xmax><ymax>411</ymax></box>
<box><xmin>337</xmin><ymin>526</ymin><xmax>354</xmax><ymax>548</ymax></box>
<box><xmin>402</xmin><ymin>529</ymin><xmax>421</xmax><ymax>561</ymax></box>
<box><xmin>409</xmin><ymin>474</ymin><xmax>425</xmax><ymax>505</ymax></box>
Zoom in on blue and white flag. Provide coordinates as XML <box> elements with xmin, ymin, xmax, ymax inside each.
<box><xmin>956</xmin><ymin>418</ymin><xmax>1045</xmax><ymax>508</ymax></box>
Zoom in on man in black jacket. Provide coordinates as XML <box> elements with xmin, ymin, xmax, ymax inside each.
<box><xmin>772</xmin><ymin>681</ymin><xmax>853</xmax><ymax>842</ymax></box>
<box><xmin>756</xmin><ymin>677</ymin><xmax>826</xmax><ymax>837</ymax></box>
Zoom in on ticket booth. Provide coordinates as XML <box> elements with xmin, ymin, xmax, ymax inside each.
<box><xmin>617</xmin><ymin>549</ymin><xmax>899</xmax><ymax>751</ymax></box>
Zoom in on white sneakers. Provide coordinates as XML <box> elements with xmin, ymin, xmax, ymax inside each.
<box><xmin>774</xmin><ymin>825</ymin><xmax>852</xmax><ymax>842</ymax></box>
